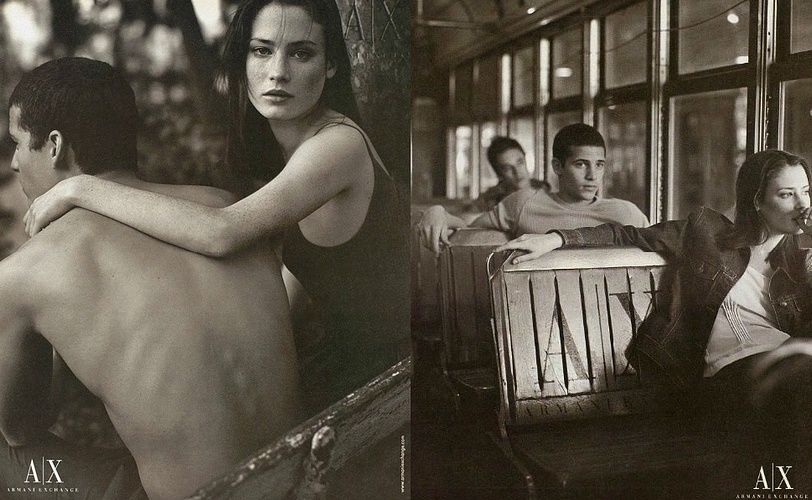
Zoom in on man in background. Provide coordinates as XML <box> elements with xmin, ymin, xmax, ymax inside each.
<box><xmin>478</xmin><ymin>136</ymin><xmax>549</xmax><ymax>210</ymax></box>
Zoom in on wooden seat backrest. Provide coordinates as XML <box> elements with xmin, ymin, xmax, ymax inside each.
<box><xmin>438</xmin><ymin>228</ymin><xmax>509</xmax><ymax>370</ymax></box>
<box><xmin>410</xmin><ymin>205</ymin><xmax>442</xmax><ymax>327</ymax></box>
<box><xmin>189</xmin><ymin>357</ymin><xmax>411</xmax><ymax>499</ymax></box>
<box><xmin>489</xmin><ymin>248</ymin><xmax>669</xmax><ymax>427</ymax></box>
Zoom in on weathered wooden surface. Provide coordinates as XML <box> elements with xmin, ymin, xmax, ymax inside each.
<box><xmin>189</xmin><ymin>357</ymin><xmax>410</xmax><ymax>500</ymax></box>
<box><xmin>490</xmin><ymin>248</ymin><xmax>669</xmax><ymax>426</ymax></box>
<box><xmin>438</xmin><ymin>229</ymin><xmax>510</xmax><ymax>369</ymax></box>
<box><xmin>336</xmin><ymin>0</ymin><xmax>410</xmax><ymax>183</ymax></box>
<box><xmin>508</xmin><ymin>414</ymin><xmax>734</xmax><ymax>496</ymax></box>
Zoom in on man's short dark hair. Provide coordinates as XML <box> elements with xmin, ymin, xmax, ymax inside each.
<box><xmin>9</xmin><ymin>57</ymin><xmax>138</xmax><ymax>175</ymax></box>
<box><xmin>552</xmin><ymin>123</ymin><xmax>605</xmax><ymax>165</ymax></box>
<box><xmin>486</xmin><ymin>136</ymin><xmax>525</xmax><ymax>176</ymax></box>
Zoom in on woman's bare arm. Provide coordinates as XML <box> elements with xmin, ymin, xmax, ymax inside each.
<box><xmin>26</xmin><ymin>126</ymin><xmax>370</xmax><ymax>257</ymax></box>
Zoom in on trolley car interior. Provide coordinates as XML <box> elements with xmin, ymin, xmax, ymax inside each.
<box><xmin>412</xmin><ymin>0</ymin><xmax>812</xmax><ymax>498</ymax></box>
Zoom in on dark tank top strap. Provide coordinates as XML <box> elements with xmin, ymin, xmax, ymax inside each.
<box><xmin>311</xmin><ymin>118</ymin><xmax>392</xmax><ymax>179</ymax></box>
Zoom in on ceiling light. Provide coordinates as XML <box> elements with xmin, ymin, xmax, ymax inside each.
<box><xmin>727</xmin><ymin>12</ymin><xmax>739</xmax><ymax>24</ymax></box>
<box><xmin>554</xmin><ymin>67</ymin><xmax>573</xmax><ymax>78</ymax></box>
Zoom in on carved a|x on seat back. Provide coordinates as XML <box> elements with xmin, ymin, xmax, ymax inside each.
<box><xmin>489</xmin><ymin>248</ymin><xmax>669</xmax><ymax>427</ymax></box>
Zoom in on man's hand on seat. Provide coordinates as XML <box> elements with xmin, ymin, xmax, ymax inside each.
<box><xmin>416</xmin><ymin>206</ymin><xmax>453</xmax><ymax>254</ymax></box>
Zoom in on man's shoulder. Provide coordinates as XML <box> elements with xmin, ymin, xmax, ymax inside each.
<box><xmin>0</xmin><ymin>236</ymin><xmax>57</xmax><ymax>305</ymax></box>
<box><xmin>599</xmin><ymin>196</ymin><xmax>640</xmax><ymax>209</ymax></box>
<box><xmin>505</xmin><ymin>186</ymin><xmax>546</xmax><ymax>206</ymax></box>
<box><xmin>1</xmin><ymin>211</ymin><xmax>107</xmax><ymax>281</ymax></box>
<box><xmin>591</xmin><ymin>197</ymin><xmax>649</xmax><ymax>226</ymax></box>
<box><xmin>599</xmin><ymin>197</ymin><xmax>646</xmax><ymax>215</ymax></box>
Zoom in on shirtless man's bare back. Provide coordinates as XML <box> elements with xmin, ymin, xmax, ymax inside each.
<box><xmin>0</xmin><ymin>58</ymin><xmax>300</xmax><ymax>499</ymax></box>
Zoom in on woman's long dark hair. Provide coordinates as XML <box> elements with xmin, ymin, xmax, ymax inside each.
<box><xmin>721</xmin><ymin>149</ymin><xmax>811</xmax><ymax>249</ymax></box>
<box><xmin>220</xmin><ymin>0</ymin><xmax>360</xmax><ymax>187</ymax></box>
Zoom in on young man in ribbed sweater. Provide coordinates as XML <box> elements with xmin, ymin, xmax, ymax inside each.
<box><xmin>417</xmin><ymin>123</ymin><xmax>649</xmax><ymax>253</ymax></box>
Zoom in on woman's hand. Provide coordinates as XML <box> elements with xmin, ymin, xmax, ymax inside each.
<box><xmin>24</xmin><ymin>176</ymin><xmax>83</xmax><ymax>236</ymax></box>
<box><xmin>796</xmin><ymin>207</ymin><xmax>812</xmax><ymax>234</ymax></box>
<box><xmin>494</xmin><ymin>232</ymin><xmax>564</xmax><ymax>264</ymax></box>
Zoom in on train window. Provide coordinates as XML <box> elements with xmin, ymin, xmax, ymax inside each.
<box><xmin>599</xmin><ymin>101</ymin><xmax>648</xmax><ymax>216</ymax></box>
<box><xmin>452</xmin><ymin>125</ymin><xmax>474</xmax><ymax>199</ymax></box>
<box><xmin>790</xmin><ymin>0</ymin><xmax>812</xmax><ymax>54</ymax></box>
<box><xmin>513</xmin><ymin>45</ymin><xmax>536</xmax><ymax>109</ymax></box>
<box><xmin>552</xmin><ymin>28</ymin><xmax>582</xmax><ymax>99</ymax></box>
<box><xmin>545</xmin><ymin>110</ymin><xmax>582</xmax><ymax>190</ymax></box>
<box><xmin>508</xmin><ymin>115</ymin><xmax>537</xmax><ymax>178</ymax></box>
<box><xmin>781</xmin><ymin>79</ymin><xmax>812</xmax><ymax>163</ymax></box>
<box><xmin>677</xmin><ymin>0</ymin><xmax>749</xmax><ymax>74</ymax></box>
<box><xmin>604</xmin><ymin>2</ymin><xmax>647</xmax><ymax>88</ymax></box>
<box><xmin>472</xmin><ymin>55</ymin><xmax>500</xmax><ymax>121</ymax></box>
<box><xmin>479</xmin><ymin>122</ymin><xmax>500</xmax><ymax>191</ymax></box>
<box><xmin>452</xmin><ymin>64</ymin><xmax>473</xmax><ymax>123</ymax></box>
<box><xmin>501</xmin><ymin>53</ymin><xmax>512</xmax><ymax>114</ymax></box>
<box><xmin>669</xmin><ymin>88</ymin><xmax>747</xmax><ymax>219</ymax></box>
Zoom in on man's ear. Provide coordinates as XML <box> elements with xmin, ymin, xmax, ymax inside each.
<box><xmin>551</xmin><ymin>157</ymin><xmax>563</xmax><ymax>176</ymax></box>
<box><xmin>326</xmin><ymin>59</ymin><xmax>337</xmax><ymax>79</ymax></box>
<box><xmin>47</xmin><ymin>130</ymin><xmax>66</xmax><ymax>166</ymax></box>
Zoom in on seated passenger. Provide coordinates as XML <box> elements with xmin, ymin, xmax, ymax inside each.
<box><xmin>497</xmin><ymin>150</ymin><xmax>812</xmax><ymax>486</ymax></box>
<box><xmin>477</xmin><ymin>136</ymin><xmax>549</xmax><ymax>211</ymax></box>
<box><xmin>0</xmin><ymin>58</ymin><xmax>300</xmax><ymax>499</ymax></box>
<box><xmin>416</xmin><ymin>123</ymin><xmax>649</xmax><ymax>253</ymax></box>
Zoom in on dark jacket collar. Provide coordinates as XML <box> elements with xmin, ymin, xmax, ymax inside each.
<box><xmin>768</xmin><ymin>234</ymin><xmax>802</xmax><ymax>284</ymax></box>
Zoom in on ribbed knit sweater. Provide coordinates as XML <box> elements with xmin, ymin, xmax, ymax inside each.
<box><xmin>486</xmin><ymin>188</ymin><xmax>650</xmax><ymax>236</ymax></box>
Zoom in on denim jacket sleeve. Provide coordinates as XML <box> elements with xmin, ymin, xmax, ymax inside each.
<box><xmin>552</xmin><ymin>208</ymin><xmax>706</xmax><ymax>260</ymax></box>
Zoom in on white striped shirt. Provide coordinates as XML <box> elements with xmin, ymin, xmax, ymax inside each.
<box><xmin>704</xmin><ymin>264</ymin><xmax>789</xmax><ymax>377</ymax></box>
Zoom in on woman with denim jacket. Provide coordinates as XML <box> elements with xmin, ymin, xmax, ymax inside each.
<box><xmin>496</xmin><ymin>150</ymin><xmax>812</xmax><ymax>485</ymax></box>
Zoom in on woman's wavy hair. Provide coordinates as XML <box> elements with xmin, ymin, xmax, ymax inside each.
<box><xmin>220</xmin><ymin>0</ymin><xmax>360</xmax><ymax>187</ymax></box>
<box><xmin>721</xmin><ymin>149</ymin><xmax>811</xmax><ymax>249</ymax></box>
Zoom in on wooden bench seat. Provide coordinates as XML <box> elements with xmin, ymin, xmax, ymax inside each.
<box><xmin>508</xmin><ymin>415</ymin><xmax>740</xmax><ymax>498</ymax></box>
<box><xmin>437</xmin><ymin>228</ymin><xmax>509</xmax><ymax>407</ymax></box>
<box><xmin>488</xmin><ymin>248</ymin><xmax>743</xmax><ymax>498</ymax></box>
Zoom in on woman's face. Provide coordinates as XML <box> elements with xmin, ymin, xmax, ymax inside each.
<box><xmin>757</xmin><ymin>164</ymin><xmax>811</xmax><ymax>235</ymax></box>
<box><xmin>245</xmin><ymin>3</ymin><xmax>335</xmax><ymax>122</ymax></box>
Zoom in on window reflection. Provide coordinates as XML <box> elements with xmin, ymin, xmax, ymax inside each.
<box><xmin>453</xmin><ymin>126</ymin><xmax>473</xmax><ymax>199</ymax></box>
<box><xmin>545</xmin><ymin>111</ymin><xmax>582</xmax><ymax>191</ymax></box>
<box><xmin>599</xmin><ymin>102</ymin><xmax>648</xmax><ymax>216</ymax></box>
<box><xmin>509</xmin><ymin>115</ymin><xmax>536</xmax><ymax>178</ymax></box>
<box><xmin>678</xmin><ymin>0</ymin><xmax>749</xmax><ymax>74</ymax></box>
<box><xmin>669</xmin><ymin>88</ymin><xmax>747</xmax><ymax>219</ymax></box>
<box><xmin>791</xmin><ymin>0</ymin><xmax>812</xmax><ymax>53</ymax></box>
<box><xmin>552</xmin><ymin>28</ymin><xmax>582</xmax><ymax>98</ymax></box>
<box><xmin>479</xmin><ymin>123</ymin><xmax>500</xmax><ymax>191</ymax></box>
<box><xmin>782</xmin><ymin>79</ymin><xmax>812</xmax><ymax>164</ymax></box>
<box><xmin>605</xmin><ymin>2</ymin><xmax>647</xmax><ymax>88</ymax></box>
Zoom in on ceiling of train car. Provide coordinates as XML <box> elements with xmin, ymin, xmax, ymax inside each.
<box><xmin>414</xmin><ymin>0</ymin><xmax>588</xmax><ymax>73</ymax></box>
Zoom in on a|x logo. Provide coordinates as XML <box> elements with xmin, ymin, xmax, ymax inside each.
<box><xmin>754</xmin><ymin>464</ymin><xmax>793</xmax><ymax>490</ymax></box>
<box><xmin>379</xmin><ymin>0</ymin><xmax>403</xmax><ymax>41</ymax></box>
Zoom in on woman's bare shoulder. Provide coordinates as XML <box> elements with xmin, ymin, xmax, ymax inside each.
<box><xmin>294</xmin><ymin>117</ymin><xmax>374</xmax><ymax>171</ymax></box>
